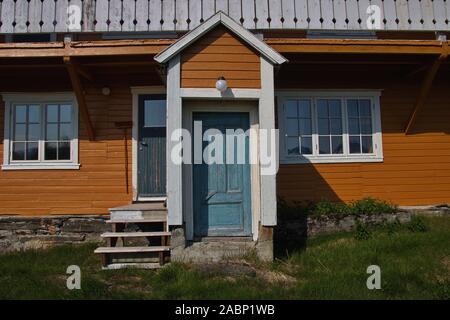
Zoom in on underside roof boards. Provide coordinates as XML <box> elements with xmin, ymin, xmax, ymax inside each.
<box><xmin>154</xmin><ymin>11</ymin><xmax>287</xmax><ymax>65</ymax></box>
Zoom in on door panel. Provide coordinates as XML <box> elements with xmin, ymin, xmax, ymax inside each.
<box><xmin>138</xmin><ymin>95</ymin><xmax>166</xmax><ymax>198</ymax></box>
<box><xmin>193</xmin><ymin>112</ymin><xmax>251</xmax><ymax>237</ymax></box>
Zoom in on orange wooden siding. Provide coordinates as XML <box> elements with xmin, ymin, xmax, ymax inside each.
<box><xmin>277</xmin><ymin>83</ymin><xmax>450</xmax><ymax>206</ymax></box>
<box><xmin>0</xmin><ymin>86</ymin><xmax>133</xmax><ymax>216</ymax></box>
<box><xmin>181</xmin><ymin>26</ymin><xmax>261</xmax><ymax>89</ymax></box>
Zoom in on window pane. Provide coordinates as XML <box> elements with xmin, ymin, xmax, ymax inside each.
<box><xmin>287</xmin><ymin>137</ymin><xmax>299</xmax><ymax>155</ymax></box>
<box><xmin>319</xmin><ymin>136</ymin><xmax>331</xmax><ymax>154</ymax></box>
<box><xmin>328</xmin><ymin>100</ymin><xmax>341</xmax><ymax>118</ymax></box>
<box><xmin>45</xmin><ymin>142</ymin><xmax>58</xmax><ymax>160</ymax></box>
<box><xmin>348</xmin><ymin>118</ymin><xmax>360</xmax><ymax>135</ymax></box>
<box><xmin>28</xmin><ymin>123</ymin><xmax>40</xmax><ymax>141</ymax></box>
<box><xmin>359</xmin><ymin>100</ymin><xmax>371</xmax><ymax>117</ymax></box>
<box><xmin>15</xmin><ymin>106</ymin><xmax>27</xmax><ymax>123</ymax></box>
<box><xmin>300</xmin><ymin>137</ymin><xmax>312</xmax><ymax>155</ymax></box>
<box><xmin>298</xmin><ymin>100</ymin><xmax>311</xmax><ymax>118</ymax></box>
<box><xmin>12</xmin><ymin>142</ymin><xmax>25</xmax><ymax>160</ymax></box>
<box><xmin>60</xmin><ymin>105</ymin><xmax>72</xmax><ymax>123</ymax></box>
<box><xmin>144</xmin><ymin>100</ymin><xmax>166</xmax><ymax>127</ymax></box>
<box><xmin>299</xmin><ymin>119</ymin><xmax>312</xmax><ymax>135</ymax></box>
<box><xmin>286</xmin><ymin>119</ymin><xmax>299</xmax><ymax>136</ymax></box>
<box><xmin>58</xmin><ymin>142</ymin><xmax>71</xmax><ymax>160</ymax></box>
<box><xmin>317</xmin><ymin>100</ymin><xmax>328</xmax><ymax>118</ymax></box>
<box><xmin>347</xmin><ymin>100</ymin><xmax>359</xmax><ymax>117</ymax></box>
<box><xmin>14</xmin><ymin>124</ymin><xmax>26</xmax><ymax>141</ymax></box>
<box><xmin>26</xmin><ymin>142</ymin><xmax>39</xmax><ymax>160</ymax></box>
<box><xmin>59</xmin><ymin>123</ymin><xmax>72</xmax><ymax>140</ymax></box>
<box><xmin>285</xmin><ymin>100</ymin><xmax>297</xmax><ymax>118</ymax></box>
<box><xmin>360</xmin><ymin>118</ymin><xmax>372</xmax><ymax>134</ymax></box>
<box><xmin>46</xmin><ymin>124</ymin><xmax>58</xmax><ymax>140</ymax></box>
<box><xmin>47</xmin><ymin>105</ymin><xmax>59</xmax><ymax>122</ymax></box>
<box><xmin>330</xmin><ymin>119</ymin><xmax>342</xmax><ymax>135</ymax></box>
<box><xmin>349</xmin><ymin>136</ymin><xmax>361</xmax><ymax>154</ymax></box>
<box><xmin>362</xmin><ymin>136</ymin><xmax>373</xmax><ymax>153</ymax></box>
<box><xmin>29</xmin><ymin>105</ymin><xmax>40</xmax><ymax>123</ymax></box>
<box><xmin>331</xmin><ymin>136</ymin><xmax>343</xmax><ymax>154</ymax></box>
<box><xmin>318</xmin><ymin>119</ymin><xmax>329</xmax><ymax>135</ymax></box>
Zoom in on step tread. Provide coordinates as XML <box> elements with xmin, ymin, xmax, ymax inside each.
<box><xmin>101</xmin><ymin>231</ymin><xmax>171</xmax><ymax>238</ymax></box>
<box><xmin>102</xmin><ymin>263</ymin><xmax>164</xmax><ymax>270</ymax></box>
<box><xmin>110</xmin><ymin>202</ymin><xmax>166</xmax><ymax>212</ymax></box>
<box><xmin>106</xmin><ymin>218</ymin><xmax>166</xmax><ymax>223</ymax></box>
<box><xmin>95</xmin><ymin>246</ymin><xmax>170</xmax><ymax>254</ymax></box>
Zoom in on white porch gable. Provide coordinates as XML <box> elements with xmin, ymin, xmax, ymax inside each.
<box><xmin>154</xmin><ymin>11</ymin><xmax>287</xmax><ymax>65</ymax></box>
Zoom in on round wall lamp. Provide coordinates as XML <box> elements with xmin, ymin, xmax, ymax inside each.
<box><xmin>102</xmin><ymin>87</ymin><xmax>111</xmax><ymax>96</ymax></box>
<box><xmin>215</xmin><ymin>76</ymin><xmax>228</xmax><ymax>93</ymax></box>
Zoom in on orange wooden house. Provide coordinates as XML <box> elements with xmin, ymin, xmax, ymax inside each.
<box><xmin>0</xmin><ymin>0</ymin><xmax>449</xmax><ymax>267</ymax></box>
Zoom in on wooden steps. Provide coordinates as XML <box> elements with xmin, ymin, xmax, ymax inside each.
<box><xmin>95</xmin><ymin>202</ymin><xmax>170</xmax><ymax>269</ymax></box>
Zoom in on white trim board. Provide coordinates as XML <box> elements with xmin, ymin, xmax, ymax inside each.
<box><xmin>180</xmin><ymin>88</ymin><xmax>261</xmax><ymax>100</ymax></box>
<box><xmin>154</xmin><ymin>11</ymin><xmax>287</xmax><ymax>65</ymax></box>
<box><xmin>259</xmin><ymin>57</ymin><xmax>278</xmax><ymax>227</ymax></box>
<box><xmin>166</xmin><ymin>55</ymin><xmax>183</xmax><ymax>226</ymax></box>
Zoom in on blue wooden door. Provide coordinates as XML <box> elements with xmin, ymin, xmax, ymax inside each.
<box><xmin>138</xmin><ymin>95</ymin><xmax>166</xmax><ymax>197</ymax></box>
<box><xmin>193</xmin><ymin>112</ymin><xmax>252</xmax><ymax>237</ymax></box>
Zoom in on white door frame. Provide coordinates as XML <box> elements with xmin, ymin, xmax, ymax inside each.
<box><xmin>130</xmin><ymin>86</ymin><xmax>167</xmax><ymax>202</ymax></box>
<box><xmin>182</xmin><ymin>100</ymin><xmax>261</xmax><ymax>241</ymax></box>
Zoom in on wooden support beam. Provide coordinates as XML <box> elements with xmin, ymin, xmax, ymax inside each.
<box><xmin>73</xmin><ymin>61</ymin><xmax>94</xmax><ymax>81</ymax></box>
<box><xmin>0</xmin><ymin>39</ymin><xmax>173</xmax><ymax>58</ymax></box>
<box><xmin>64</xmin><ymin>56</ymin><xmax>95</xmax><ymax>141</ymax></box>
<box><xmin>404</xmin><ymin>52</ymin><xmax>448</xmax><ymax>134</ymax></box>
<box><xmin>266</xmin><ymin>39</ymin><xmax>445</xmax><ymax>55</ymax></box>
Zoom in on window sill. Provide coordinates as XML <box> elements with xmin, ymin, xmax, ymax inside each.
<box><xmin>280</xmin><ymin>156</ymin><xmax>383</xmax><ymax>164</ymax></box>
<box><xmin>2</xmin><ymin>163</ymin><xmax>80</xmax><ymax>170</ymax></box>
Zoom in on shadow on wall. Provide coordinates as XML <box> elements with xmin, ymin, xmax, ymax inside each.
<box><xmin>274</xmin><ymin>162</ymin><xmax>341</xmax><ymax>258</ymax></box>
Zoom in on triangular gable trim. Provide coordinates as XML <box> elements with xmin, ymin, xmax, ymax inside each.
<box><xmin>154</xmin><ymin>11</ymin><xmax>287</xmax><ymax>65</ymax></box>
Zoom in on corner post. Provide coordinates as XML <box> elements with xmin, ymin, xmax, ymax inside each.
<box><xmin>259</xmin><ymin>56</ymin><xmax>278</xmax><ymax>226</ymax></box>
<box><xmin>166</xmin><ymin>55</ymin><xmax>183</xmax><ymax>226</ymax></box>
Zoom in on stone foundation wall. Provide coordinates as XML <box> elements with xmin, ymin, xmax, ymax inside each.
<box><xmin>276</xmin><ymin>212</ymin><xmax>413</xmax><ymax>241</ymax></box>
<box><xmin>0</xmin><ymin>216</ymin><xmax>108</xmax><ymax>252</ymax></box>
<box><xmin>0</xmin><ymin>207</ymin><xmax>447</xmax><ymax>255</ymax></box>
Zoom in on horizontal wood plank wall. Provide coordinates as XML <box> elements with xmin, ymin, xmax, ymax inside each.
<box><xmin>277</xmin><ymin>82</ymin><xmax>450</xmax><ymax>206</ymax></box>
<box><xmin>0</xmin><ymin>86</ymin><xmax>133</xmax><ymax>216</ymax></box>
<box><xmin>181</xmin><ymin>26</ymin><xmax>261</xmax><ymax>89</ymax></box>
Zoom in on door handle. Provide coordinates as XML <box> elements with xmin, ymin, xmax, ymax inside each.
<box><xmin>204</xmin><ymin>191</ymin><xmax>217</xmax><ymax>202</ymax></box>
<box><xmin>139</xmin><ymin>141</ymin><xmax>147</xmax><ymax>150</ymax></box>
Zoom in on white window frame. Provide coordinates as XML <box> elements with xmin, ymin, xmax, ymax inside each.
<box><xmin>277</xmin><ymin>90</ymin><xmax>383</xmax><ymax>164</ymax></box>
<box><xmin>2</xmin><ymin>93</ymin><xmax>79</xmax><ymax>170</ymax></box>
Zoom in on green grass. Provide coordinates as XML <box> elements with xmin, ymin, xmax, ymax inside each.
<box><xmin>0</xmin><ymin>216</ymin><xmax>449</xmax><ymax>300</ymax></box>
<box><xmin>277</xmin><ymin>197</ymin><xmax>398</xmax><ymax>219</ymax></box>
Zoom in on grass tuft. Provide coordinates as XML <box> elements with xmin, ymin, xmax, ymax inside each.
<box><xmin>278</xmin><ymin>197</ymin><xmax>398</xmax><ymax>218</ymax></box>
